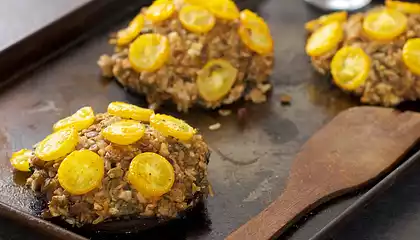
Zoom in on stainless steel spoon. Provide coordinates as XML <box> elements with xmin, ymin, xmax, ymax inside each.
<box><xmin>305</xmin><ymin>0</ymin><xmax>372</xmax><ymax>11</ymax></box>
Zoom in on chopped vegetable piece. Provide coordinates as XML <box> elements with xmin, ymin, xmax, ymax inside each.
<box><xmin>385</xmin><ymin>0</ymin><xmax>420</xmax><ymax>14</ymax></box>
<box><xmin>179</xmin><ymin>5</ymin><xmax>215</xmax><ymax>34</ymax></box>
<box><xmin>208</xmin><ymin>123</ymin><xmax>221</xmax><ymax>130</ymax></box>
<box><xmin>363</xmin><ymin>8</ymin><xmax>407</xmax><ymax>41</ymax></box>
<box><xmin>127</xmin><ymin>152</ymin><xmax>175</xmax><ymax>197</ymax></box>
<box><xmin>330</xmin><ymin>46</ymin><xmax>371</xmax><ymax>91</ymax></box>
<box><xmin>10</xmin><ymin>149</ymin><xmax>32</xmax><ymax>172</ymax></box>
<box><xmin>57</xmin><ymin>150</ymin><xmax>104</xmax><ymax>195</ymax></box>
<box><xmin>116</xmin><ymin>14</ymin><xmax>144</xmax><ymax>46</ymax></box>
<box><xmin>305</xmin><ymin>11</ymin><xmax>348</xmax><ymax>31</ymax></box>
<box><xmin>145</xmin><ymin>0</ymin><xmax>175</xmax><ymax>22</ymax></box>
<box><xmin>35</xmin><ymin>128</ymin><xmax>78</xmax><ymax>161</ymax></box>
<box><xmin>306</xmin><ymin>21</ymin><xmax>343</xmax><ymax>57</ymax></box>
<box><xmin>107</xmin><ymin>102</ymin><xmax>154</xmax><ymax>122</ymax></box>
<box><xmin>206</xmin><ymin>0</ymin><xmax>239</xmax><ymax>20</ymax></box>
<box><xmin>129</xmin><ymin>33</ymin><xmax>169</xmax><ymax>72</ymax></box>
<box><xmin>150</xmin><ymin>114</ymin><xmax>196</xmax><ymax>141</ymax></box>
<box><xmin>197</xmin><ymin>59</ymin><xmax>238</xmax><ymax>101</ymax></box>
<box><xmin>403</xmin><ymin>38</ymin><xmax>420</xmax><ymax>75</ymax></box>
<box><xmin>102</xmin><ymin>120</ymin><xmax>145</xmax><ymax>145</ymax></box>
<box><xmin>53</xmin><ymin>106</ymin><xmax>95</xmax><ymax>132</ymax></box>
<box><xmin>279</xmin><ymin>94</ymin><xmax>292</xmax><ymax>105</ymax></box>
<box><xmin>218</xmin><ymin>109</ymin><xmax>232</xmax><ymax>116</ymax></box>
<box><xmin>238</xmin><ymin>10</ymin><xmax>273</xmax><ymax>54</ymax></box>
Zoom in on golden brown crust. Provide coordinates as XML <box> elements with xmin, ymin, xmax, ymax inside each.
<box><xmin>98</xmin><ymin>3</ymin><xmax>274</xmax><ymax>112</ymax></box>
<box><xmin>307</xmin><ymin>7</ymin><xmax>420</xmax><ymax>107</ymax></box>
<box><xmin>26</xmin><ymin>113</ymin><xmax>209</xmax><ymax>226</ymax></box>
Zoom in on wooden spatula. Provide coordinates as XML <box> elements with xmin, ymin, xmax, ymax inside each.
<box><xmin>227</xmin><ymin>106</ymin><xmax>420</xmax><ymax>240</ymax></box>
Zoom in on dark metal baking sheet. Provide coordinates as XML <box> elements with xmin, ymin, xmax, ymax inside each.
<box><xmin>0</xmin><ymin>0</ymin><xmax>415</xmax><ymax>240</ymax></box>
<box><xmin>0</xmin><ymin>0</ymin><xmax>149</xmax><ymax>88</ymax></box>
<box><xmin>316</xmin><ymin>147</ymin><xmax>420</xmax><ymax>240</ymax></box>
<box><xmin>311</xmin><ymin>143</ymin><xmax>420</xmax><ymax>240</ymax></box>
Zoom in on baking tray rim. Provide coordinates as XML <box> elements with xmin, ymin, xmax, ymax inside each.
<box><xmin>310</xmin><ymin>143</ymin><xmax>420</xmax><ymax>240</ymax></box>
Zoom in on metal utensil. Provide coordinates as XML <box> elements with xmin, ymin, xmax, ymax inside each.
<box><xmin>305</xmin><ymin>0</ymin><xmax>372</xmax><ymax>11</ymax></box>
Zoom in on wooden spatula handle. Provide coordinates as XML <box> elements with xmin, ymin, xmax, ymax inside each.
<box><xmin>227</xmin><ymin>107</ymin><xmax>420</xmax><ymax>240</ymax></box>
<box><xmin>226</xmin><ymin>187</ymin><xmax>324</xmax><ymax>240</ymax></box>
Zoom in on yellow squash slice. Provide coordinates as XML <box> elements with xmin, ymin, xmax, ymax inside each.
<box><xmin>35</xmin><ymin>128</ymin><xmax>79</xmax><ymax>161</ymax></box>
<box><xmin>331</xmin><ymin>46</ymin><xmax>371</xmax><ymax>91</ymax></box>
<box><xmin>403</xmin><ymin>38</ymin><xmax>420</xmax><ymax>75</ymax></box>
<box><xmin>102</xmin><ymin>120</ymin><xmax>146</xmax><ymax>145</ymax></box>
<box><xmin>306</xmin><ymin>21</ymin><xmax>343</xmax><ymax>57</ymax></box>
<box><xmin>107</xmin><ymin>102</ymin><xmax>154</xmax><ymax>122</ymax></box>
<box><xmin>363</xmin><ymin>8</ymin><xmax>407</xmax><ymax>41</ymax></box>
<box><xmin>58</xmin><ymin>150</ymin><xmax>104</xmax><ymax>195</ymax></box>
<box><xmin>150</xmin><ymin>114</ymin><xmax>195</xmax><ymax>141</ymax></box>
<box><xmin>197</xmin><ymin>59</ymin><xmax>238</xmax><ymax>102</ymax></box>
<box><xmin>10</xmin><ymin>149</ymin><xmax>33</xmax><ymax>172</ymax></box>
<box><xmin>127</xmin><ymin>152</ymin><xmax>175</xmax><ymax>198</ymax></box>
<box><xmin>53</xmin><ymin>106</ymin><xmax>95</xmax><ymax>132</ymax></box>
<box><xmin>129</xmin><ymin>33</ymin><xmax>169</xmax><ymax>72</ymax></box>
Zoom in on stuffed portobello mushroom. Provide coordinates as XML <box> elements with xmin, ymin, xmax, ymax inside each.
<box><xmin>10</xmin><ymin>102</ymin><xmax>210</xmax><ymax>226</ymax></box>
<box><xmin>305</xmin><ymin>0</ymin><xmax>420</xmax><ymax>107</ymax></box>
<box><xmin>98</xmin><ymin>0</ymin><xmax>274</xmax><ymax>112</ymax></box>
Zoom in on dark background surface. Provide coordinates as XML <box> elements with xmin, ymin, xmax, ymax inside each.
<box><xmin>0</xmin><ymin>0</ymin><xmax>419</xmax><ymax>240</ymax></box>
<box><xmin>0</xmin><ymin>0</ymin><xmax>89</xmax><ymax>51</ymax></box>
